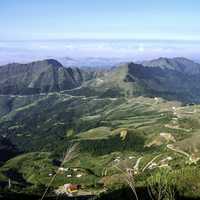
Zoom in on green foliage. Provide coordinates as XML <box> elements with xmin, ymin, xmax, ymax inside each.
<box><xmin>146</xmin><ymin>169</ymin><xmax>176</xmax><ymax>200</ymax></box>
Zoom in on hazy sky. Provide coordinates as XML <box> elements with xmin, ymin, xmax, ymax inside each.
<box><xmin>1</xmin><ymin>0</ymin><xmax>200</xmax><ymax>40</ymax></box>
<box><xmin>0</xmin><ymin>0</ymin><xmax>200</xmax><ymax>63</ymax></box>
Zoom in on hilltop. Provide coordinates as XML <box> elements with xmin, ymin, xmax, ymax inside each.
<box><xmin>142</xmin><ymin>57</ymin><xmax>200</xmax><ymax>74</ymax></box>
<box><xmin>86</xmin><ymin>61</ymin><xmax>200</xmax><ymax>103</ymax></box>
<box><xmin>0</xmin><ymin>59</ymin><xmax>86</xmax><ymax>95</ymax></box>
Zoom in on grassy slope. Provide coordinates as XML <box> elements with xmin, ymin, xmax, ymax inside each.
<box><xmin>1</xmin><ymin>92</ymin><xmax>200</xmax><ymax>197</ymax></box>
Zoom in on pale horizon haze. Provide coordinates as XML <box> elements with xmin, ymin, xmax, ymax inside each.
<box><xmin>1</xmin><ymin>0</ymin><xmax>200</xmax><ymax>64</ymax></box>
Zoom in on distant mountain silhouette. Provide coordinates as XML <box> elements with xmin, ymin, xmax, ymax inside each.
<box><xmin>142</xmin><ymin>57</ymin><xmax>200</xmax><ymax>75</ymax></box>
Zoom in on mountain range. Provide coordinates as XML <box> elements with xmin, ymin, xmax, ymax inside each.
<box><xmin>79</xmin><ymin>57</ymin><xmax>200</xmax><ymax>102</ymax></box>
<box><xmin>1</xmin><ymin>57</ymin><xmax>200</xmax><ymax>103</ymax></box>
<box><xmin>58</xmin><ymin>56</ymin><xmax>130</xmax><ymax>69</ymax></box>
<box><xmin>0</xmin><ymin>56</ymin><xmax>199</xmax><ymax>152</ymax></box>
<box><xmin>1</xmin><ymin>57</ymin><xmax>200</xmax><ymax>199</ymax></box>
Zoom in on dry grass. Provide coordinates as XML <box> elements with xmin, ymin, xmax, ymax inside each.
<box><xmin>113</xmin><ymin>155</ymin><xmax>162</xmax><ymax>200</ymax></box>
<box><xmin>114</xmin><ymin>159</ymin><xmax>139</xmax><ymax>200</ymax></box>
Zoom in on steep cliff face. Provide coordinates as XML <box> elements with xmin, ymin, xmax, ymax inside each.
<box><xmin>0</xmin><ymin>59</ymin><xmax>84</xmax><ymax>94</ymax></box>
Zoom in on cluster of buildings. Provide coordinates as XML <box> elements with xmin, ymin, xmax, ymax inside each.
<box><xmin>54</xmin><ymin>167</ymin><xmax>85</xmax><ymax>196</ymax></box>
<box><xmin>49</xmin><ymin>167</ymin><xmax>83</xmax><ymax>178</ymax></box>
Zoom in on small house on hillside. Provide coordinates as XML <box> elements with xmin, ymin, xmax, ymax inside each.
<box><xmin>64</xmin><ymin>183</ymin><xmax>81</xmax><ymax>196</ymax></box>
